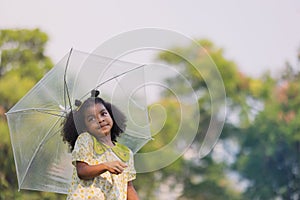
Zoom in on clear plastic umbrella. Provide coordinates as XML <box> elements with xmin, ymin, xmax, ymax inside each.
<box><xmin>5</xmin><ymin>49</ymin><xmax>151</xmax><ymax>194</ymax></box>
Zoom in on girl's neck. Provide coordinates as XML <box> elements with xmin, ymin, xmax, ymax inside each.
<box><xmin>95</xmin><ymin>135</ymin><xmax>115</xmax><ymax>147</ymax></box>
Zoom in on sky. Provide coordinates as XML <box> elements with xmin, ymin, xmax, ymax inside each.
<box><xmin>1</xmin><ymin>0</ymin><xmax>300</xmax><ymax>77</ymax></box>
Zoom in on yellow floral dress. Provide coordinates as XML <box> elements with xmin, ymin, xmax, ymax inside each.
<box><xmin>67</xmin><ymin>132</ymin><xmax>136</xmax><ymax>200</ymax></box>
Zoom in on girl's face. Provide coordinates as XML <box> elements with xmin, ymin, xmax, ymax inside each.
<box><xmin>83</xmin><ymin>103</ymin><xmax>113</xmax><ymax>138</ymax></box>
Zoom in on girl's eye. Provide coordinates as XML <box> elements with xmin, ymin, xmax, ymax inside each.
<box><xmin>88</xmin><ymin>117</ymin><xmax>96</xmax><ymax>122</ymax></box>
<box><xmin>101</xmin><ymin>111</ymin><xmax>108</xmax><ymax>116</ymax></box>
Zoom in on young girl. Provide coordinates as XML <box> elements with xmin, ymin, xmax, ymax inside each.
<box><xmin>62</xmin><ymin>90</ymin><xmax>139</xmax><ymax>200</ymax></box>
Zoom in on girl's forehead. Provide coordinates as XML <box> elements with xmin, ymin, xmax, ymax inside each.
<box><xmin>84</xmin><ymin>103</ymin><xmax>106</xmax><ymax>113</ymax></box>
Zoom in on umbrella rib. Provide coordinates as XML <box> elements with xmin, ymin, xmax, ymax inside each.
<box><xmin>114</xmin><ymin>77</ymin><xmax>145</xmax><ymax>110</ymax></box>
<box><xmin>79</xmin><ymin>64</ymin><xmax>147</xmax><ymax>101</ymax></box>
<box><xmin>19</xmin><ymin>117</ymin><xmax>62</xmax><ymax>187</ymax></box>
<box><xmin>6</xmin><ymin>108</ymin><xmax>66</xmax><ymax>117</ymax></box>
<box><xmin>95</xmin><ymin>64</ymin><xmax>146</xmax><ymax>90</ymax></box>
<box><xmin>63</xmin><ymin>48</ymin><xmax>74</xmax><ymax>112</ymax></box>
<box><xmin>36</xmin><ymin>111</ymin><xmax>66</xmax><ymax>118</ymax></box>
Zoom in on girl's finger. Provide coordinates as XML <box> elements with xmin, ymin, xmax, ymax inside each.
<box><xmin>116</xmin><ymin>165</ymin><xmax>124</xmax><ymax>172</ymax></box>
<box><xmin>118</xmin><ymin>161</ymin><xmax>128</xmax><ymax>168</ymax></box>
<box><xmin>114</xmin><ymin>166</ymin><xmax>123</xmax><ymax>173</ymax></box>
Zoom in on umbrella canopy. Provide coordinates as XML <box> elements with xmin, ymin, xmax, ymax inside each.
<box><xmin>6</xmin><ymin>49</ymin><xmax>151</xmax><ymax>194</ymax></box>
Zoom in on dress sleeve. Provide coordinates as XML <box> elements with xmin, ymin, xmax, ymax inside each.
<box><xmin>71</xmin><ymin>132</ymin><xmax>94</xmax><ymax>166</ymax></box>
<box><xmin>126</xmin><ymin>150</ymin><xmax>136</xmax><ymax>182</ymax></box>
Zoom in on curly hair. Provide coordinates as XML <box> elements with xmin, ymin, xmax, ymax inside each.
<box><xmin>61</xmin><ymin>96</ymin><xmax>127</xmax><ymax>151</ymax></box>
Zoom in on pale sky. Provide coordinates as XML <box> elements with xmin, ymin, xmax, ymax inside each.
<box><xmin>1</xmin><ymin>0</ymin><xmax>300</xmax><ymax>77</ymax></box>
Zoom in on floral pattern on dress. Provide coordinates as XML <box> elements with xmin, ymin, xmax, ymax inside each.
<box><xmin>67</xmin><ymin>132</ymin><xmax>136</xmax><ymax>200</ymax></box>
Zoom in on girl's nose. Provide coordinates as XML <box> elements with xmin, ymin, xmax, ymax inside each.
<box><xmin>97</xmin><ymin>114</ymin><xmax>104</xmax><ymax>122</ymax></box>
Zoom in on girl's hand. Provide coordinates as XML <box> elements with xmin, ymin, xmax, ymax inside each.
<box><xmin>104</xmin><ymin>161</ymin><xmax>128</xmax><ymax>175</ymax></box>
<box><xmin>76</xmin><ymin>161</ymin><xmax>128</xmax><ymax>180</ymax></box>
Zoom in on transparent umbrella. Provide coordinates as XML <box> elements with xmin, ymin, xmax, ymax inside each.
<box><xmin>5</xmin><ymin>49</ymin><xmax>151</xmax><ymax>194</ymax></box>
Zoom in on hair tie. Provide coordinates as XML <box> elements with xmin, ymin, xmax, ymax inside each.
<box><xmin>91</xmin><ymin>89</ymin><xmax>100</xmax><ymax>97</ymax></box>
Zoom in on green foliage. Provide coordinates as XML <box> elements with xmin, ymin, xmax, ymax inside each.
<box><xmin>158</xmin><ymin>39</ymin><xmax>275</xmax><ymax>128</ymax></box>
<box><xmin>235</xmin><ymin>68</ymin><xmax>300</xmax><ymax>199</ymax></box>
<box><xmin>0</xmin><ymin>29</ymin><xmax>66</xmax><ymax>199</ymax></box>
<box><xmin>136</xmin><ymin>39</ymin><xmax>249</xmax><ymax>199</ymax></box>
<box><xmin>0</xmin><ymin>29</ymin><xmax>53</xmax><ymax>109</ymax></box>
<box><xmin>140</xmin><ymin>38</ymin><xmax>299</xmax><ymax>199</ymax></box>
<box><xmin>0</xmin><ymin>71</ymin><xmax>35</xmax><ymax>108</ymax></box>
<box><xmin>178</xmin><ymin>156</ymin><xmax>241</xmax><ymax>200</ymax></box>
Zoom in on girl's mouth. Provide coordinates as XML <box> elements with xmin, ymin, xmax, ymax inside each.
<box><xmin>100</xmin><ymin>124</ymin><xmax>109</xmax><ymax>128</ymax></box>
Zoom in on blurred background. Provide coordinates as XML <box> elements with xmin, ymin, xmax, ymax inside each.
<box><xmin>1</xmin><ymin>0</ymin><xmax>300</xmax><ymax>199</ymax></box>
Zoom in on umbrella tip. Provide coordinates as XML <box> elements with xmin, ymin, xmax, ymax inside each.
<box><xmin>75</xmin><ymin>99</ymin><xmax>82</xmax><ymax>107</ymax></box>
<box><xmin>91</xmin><ymin>89</ymin><xmax>100</xmax><ymax>97</ymax></box>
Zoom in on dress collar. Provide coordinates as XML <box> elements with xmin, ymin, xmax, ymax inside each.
<box><xmin>92</xmin><ymin>136</ymin><xmax>130</xmax><ymax>162</ymax></box>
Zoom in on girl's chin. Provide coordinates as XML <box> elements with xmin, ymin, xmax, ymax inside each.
<box><xmin>102</xmin><ymin>132</ymin><xmax>110</xmax><ymax>136</ymax></box>
<box><xmin>99</xmin><ymin>129</ymin><xmax>111</xmax><ymax>136</ymax></box>
<box><xmin>89</xmin><ymin>131</ymin><xmax>110</xmax><ymax>138</ymax></box>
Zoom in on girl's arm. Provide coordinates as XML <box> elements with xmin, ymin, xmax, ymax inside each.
<box><xmin>127</xmin><ymin>181</ymin><xmax>139</xmax><ymax>200</ymax></box>
<box><xmin>76</xmin><ymin>160</ymin><xmax>128</xmax><ymax>180</ymax></box>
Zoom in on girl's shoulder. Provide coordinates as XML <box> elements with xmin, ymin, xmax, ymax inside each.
<box><xmin>72</xmin><ymin>132</ymin><xmax>93</xmax><ymax>155</ymax></box>
<box><xmin>77</xmin><ymin>132</ymin><xmax>93</xmax><ymax>143</ymax></box>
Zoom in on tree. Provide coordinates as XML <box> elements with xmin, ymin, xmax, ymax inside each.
<box><xmin>0</xmin><ymin>28</ymin><xmax>64</xmax><ymax>199</ymax></box>
<box><xmin>158</xmin><ymin>39</ymin><xmax>274</xmax><ymax>128</ymax></box>
<box><xmin>234</xmin><ymin>65</ymin><xmax>300</xmax><ymax>199</ymax></box>
<box><xmin>0</xmin><ymin>29</ymin><xmax>53</xmax><ymax>109</ymax></box>
<box><xmin>136</xmin><ymin>39</ymin><xmax>268</xmax><ymax>199</ymax></box>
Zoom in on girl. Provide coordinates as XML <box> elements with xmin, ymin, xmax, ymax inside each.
<box><xmin>62</xmin><ymin>90</ymin><xmax>139</xmax><ymax>200</ymax></box>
